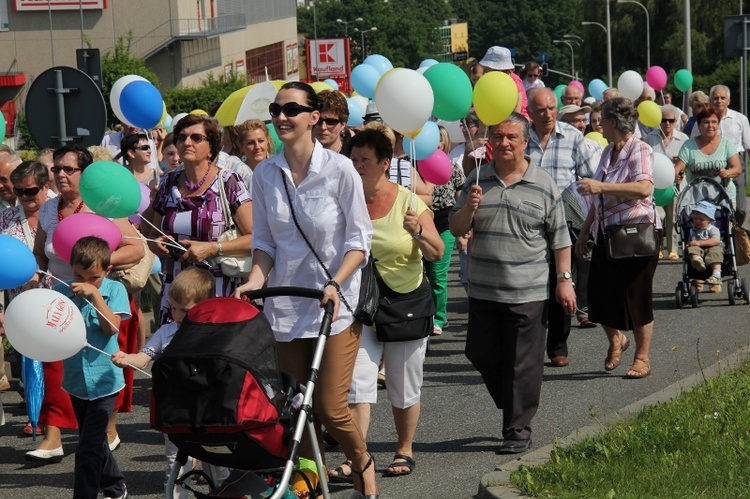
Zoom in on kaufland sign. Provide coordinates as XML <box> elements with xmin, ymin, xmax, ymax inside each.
<box><xmin>308</xmin><ymin>38</ymin><xmax>348</xmax><ymax>78</ymax></box>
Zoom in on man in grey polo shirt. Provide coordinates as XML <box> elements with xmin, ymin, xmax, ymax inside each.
<box><xmin>450</xmin><ymin>112</ymin><xmax>576</xmax><ymax>454</ymax></box>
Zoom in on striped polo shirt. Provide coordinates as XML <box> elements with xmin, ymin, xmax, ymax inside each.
<box><xmin>452</xmin><ymin>157</ymin><xmax>570</xmax><ymax>304</ymax></box>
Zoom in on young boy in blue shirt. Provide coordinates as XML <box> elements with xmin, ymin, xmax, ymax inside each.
<box><xmin>56</xmin><ymin>236</ymin><xmax>130</xmax><ymax>499</ymax></box>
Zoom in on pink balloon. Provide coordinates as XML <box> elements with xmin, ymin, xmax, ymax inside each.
<box><xmin>52</xmin><ymin>213</ymin><xmax>122</xmax><ymax>263</ymax></box>
<box><xmin>645</xmin><ymin>66</ymin><xmax>668</xmax><ymax>91</ymax></box>
<box><xmin>128</xmin><ymin>183</ymin><xmax>151</xmax><ymax>224</ymax></box>
<box><xmin>569</xmin><ymin>80</ymin><xmax>585</xmax><ymax>94</ymax></box>
<box><xmin>417</xmin><ymin>149</ymin><xmax>452</xmax><ymax>185</ymax></box>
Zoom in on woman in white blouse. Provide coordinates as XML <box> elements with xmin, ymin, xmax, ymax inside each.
<box><xmin>234</xmin><ymin>82</ymin><xmax>378</xmax><ymax>498</ymax></box>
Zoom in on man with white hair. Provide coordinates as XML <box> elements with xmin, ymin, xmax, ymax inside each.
<box><xmin>561</xmin><ymin>85</ymin><xmax>583</xmax><ymax>106</ymax></box>
<box><xmin>690</xmin><ymin>84</ymin><xmax>750</xmax><ymax>224</ymax></box>
<box><xmin>0</xmin><ymin>154</ymin><xmax>22</xmax><ymax>210</ymax></box>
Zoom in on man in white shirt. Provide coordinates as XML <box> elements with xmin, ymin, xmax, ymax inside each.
<box><xmin>690</xmin><ymin>85</ymin><xmax>750</xmax><ymax>224</ymax></box>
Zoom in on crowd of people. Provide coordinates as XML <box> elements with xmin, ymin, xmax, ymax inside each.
<box><xmin>0</xmin><ymin>43</ymin><xmax>747</xmax><ymax>498</ymax></box>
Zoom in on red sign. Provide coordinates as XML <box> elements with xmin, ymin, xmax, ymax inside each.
<box><xmin>15</xmin><ymin>0</ymin><xmax>106</xmax><ymax>10</ymax></box>
<box><xmin>306</xmin><ymin>38</ymin><xmax>350</xmax><ymax>80</ymax></box>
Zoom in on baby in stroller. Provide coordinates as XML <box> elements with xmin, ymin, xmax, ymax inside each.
<box><xmin>687</xmin><ymin>201</ymin><xmax>724</xmax><ymax>293</ymax></box>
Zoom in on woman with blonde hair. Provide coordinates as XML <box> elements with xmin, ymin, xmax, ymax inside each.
<box><xmin>236</xmin><ymin>119</ymin><xmax>274</xmax><ymax>170</ymax></box>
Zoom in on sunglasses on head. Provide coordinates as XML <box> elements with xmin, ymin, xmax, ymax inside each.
<box><xmin>176</xmin><ymin>133</ymin><xmax>208</xmax><ymax>144</ymax></box>
<box><xmin>319</xmin><ymin>117</ymin><xmax>343</xmax><ymax>127</ymax></box>
<box><xmin>51</xmin><ymin>166</ymin><xmax>81</xmax><ymax>175</ymax></box>
<box><xmin>661</xmin><ymin>118</ymin><xmax>676</xmax><ymax>124</ymax></box>
<box><xmin>134</xmin><ymin>144</ymin><xmax>151</xmax><ymax>151</ymax></box>
<box><xmin>13</xmin><ymin>186</ymin><xmax>41</xmax><ymax>197</ymax></box>
<box><xmin>269</xmin><ymin>102</ymin><xmax>317</xmax><ymax>118</ymax></box>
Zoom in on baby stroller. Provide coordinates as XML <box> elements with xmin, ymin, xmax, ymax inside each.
<box><xmin>673</xmin><ymin>176</ymin><xmax>749</xmax><ymax>308</ymax></box>
<box><xmin>151</xmin><ymin>288</ymin><xmax>364</xmax><ymax>499</ymax></box>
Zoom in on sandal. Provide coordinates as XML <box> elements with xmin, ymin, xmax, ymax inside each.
<box><xmin>625</xmin><ymin>359</ymin><xmax>651</xmax><ymax>379</ymax></box>
<box><xmin>351</xmin><ymin>453</ymin><xmax>379</xmax><ymax>498</ymax></box>
<box><xmin>328</xmin><ymin>460</ymin><xmax>353</xmax><ymax>484</ymax></box>
<box><xmin>384</xmin><ymin>453</ymin><xmax>415</xmax><ymax>477</ymax></box>
<box><xmin>604</xmin><ymin>336</ymin><xmax>630</xmax><ymax>372</ymax></box>
<box><xmin>23</xmin><ymin>422</ymin><xmax>44</xmax><ymax>437</ymax></box>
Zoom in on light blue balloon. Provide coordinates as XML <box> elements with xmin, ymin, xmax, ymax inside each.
<box><xmin>588</xmin><ymin>78</ymin><xmax>608</xmax><ymax>101</ymax></box>
<box><xmin>363</xmin><ymin>54</ymin><xmax>394</xmax><ymax>76</ymax></box>
<box><xmin>120</xmin><ymin>80</ymin><xmax>164</xmax><ymax>130</ymax></box>
<box><xmin>163</xmin><ymin>113</ymin><xmax>173</xmax><ymax>132</ymax></box>
<box><xmin>347</xmin><ymin>98</ymin><xmax>364</xmax><ymax>127</ymax></box>
<box><xmin>351</xmin><ymin>64</ymin><xmax>381</xmax><ymax>99</ymax></box>
<box><xmin>403</xmin><ymin>121</ymin><xmax>440</xmax><ymax>160</ymax></box>
<box><xmin>323</xmin><ymin>78</ymin><xmax>339</xmax><ymax>91</ymax></box>
<box><xmin>419</xmin><ymin>59</ymin><xmax>439</xmax><ymax>69</ymax></box>
<box><xmin>0</xmin><ymin>234</ymin><xmax>37</xmax><ymax>289</ymax></box>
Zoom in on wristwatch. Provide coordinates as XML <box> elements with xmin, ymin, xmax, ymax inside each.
<box><xmin>412</xmin><ymin>224</ymin><xmax>423</xmax><ymax>240</ymax></box>
<box><xmin>217</xmin><ymin>241</ymin><xmax>224</xmax><ymax>256</ymax></box>
<box><xmin>556</xmin><ymin>271</ymin><xmax>572</xmax><ymax>281</ymax></box>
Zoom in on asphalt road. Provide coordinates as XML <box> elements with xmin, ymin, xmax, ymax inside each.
<box><xmin>1</xmin><ymin>249</ymin><xmax>749</xmax><ymax>498</ymax></box>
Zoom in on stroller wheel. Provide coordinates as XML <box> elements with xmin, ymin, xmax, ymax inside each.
<box><xmin>742</xmin><ymin>280</ymin><xmax>750</xmax><ymax>304</ymax></box>
<box><xmin>689</xmin><ymin>281</ymin><xmax>699</xmax><ymax>308</ymax></box>
<box><xmin>728</xmin><ymin>280</ymin><xmax>737</xmax><ymax>306</ymax></box>
<box><xmin>675</xmin><ymin>283</ymin><xmax>685</xmax><ymax>309</ymax></box>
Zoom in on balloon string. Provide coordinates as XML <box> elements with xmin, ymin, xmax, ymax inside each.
<box><xmin>409</xmin><ymin>139</ymin><xmax>416</xmax><ymax>211</ymax></box>
<box><xmin>39</xmin><ymin>271</ymin><xmax>152</xmax><ymax>378</ymax></box>
<box><xmin>137</xmin><ymin>213</ymin><xmax>172</xmax><ymax>243</ymax></box>
<box><xmin>475</xmin><ymin>126</ymin><xmax>488</xmax><ymax>187</ymax></box>
<box><xmin>122</xmin><ymin>235</ymin><xmax>185</xmax><ymax>251</ymax></box>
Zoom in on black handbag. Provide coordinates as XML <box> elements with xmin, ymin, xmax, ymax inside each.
<box><xmin>374</xmin><ymin>275</ymin><xmax>435</xmax><ymax>343</ymax></box>
<box><xmin>281</xmin><ymin>172</ymin><xmax>378</xmax><ymax>324</ymax></box>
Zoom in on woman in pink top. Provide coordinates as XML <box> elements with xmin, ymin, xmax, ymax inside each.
<box><xmin>574</xmin><ymin>97</ymin><xmax>661</xmax><ymax>380</ymax></box>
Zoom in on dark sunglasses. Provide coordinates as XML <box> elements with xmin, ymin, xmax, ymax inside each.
<box><xmin>176</xmin><ymin>133</ymin><xmax>208</xmax><ymax>144</ymax></box>
<box><xmin>661</xmin><ymin>118</ymin><xmax>676</xmax><ymax>124</ymax></box>
<box><xmin>51</xmin><ymin>166</ymin><xmax>82</xmax><ymax>175</ymax></box>
<box><xmin>319</xmin><ymin>117</ymin><xmax>343</xmax><ymax>127</ymax></box>
<box><xmin>134</xmin><ymin>144</ymin><xmax>151</xmax><ymax>151</ymax></box>
<box><xmin>269</xmin><ymin>102</ymin><xmax>317</xmax><ymax>118</ymax></box>
<box><xmin>12</xmin><ymin>186</ymin><xmax>41</xmax><ymax>197</ymax></box>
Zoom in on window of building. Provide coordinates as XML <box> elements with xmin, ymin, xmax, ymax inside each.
<box><xmin>246</xmin><ymin>42</ymin><xmax>284</xmax><ymax>83</ymax></box>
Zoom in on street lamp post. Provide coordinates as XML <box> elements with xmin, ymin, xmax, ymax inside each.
<box><xmin>336</xmin><ymin>17</ymin><xmax>363</xmax><ymax>37</ymax></box>
<box><xmin>353</xmin><ymin>27</ymin><xmax>378</xmax><ymax>61</ymax></box>
<box><xmin>553</xmin><ymin>40</ymin><xmax>575</xmax><ymax>78</ymax></box>
<box><xmin>582</xmin><ymin>20</ymin><xmax>612</xmax><ymax>87</ymax></box>
<box><xmin>617</xmin><ymin>0</ymin><xmax>650</xmax><ymax>68</ymax></box>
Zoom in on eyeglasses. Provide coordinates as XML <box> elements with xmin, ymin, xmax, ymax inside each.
<box><xmin>12</xmin><ymin>186</ymin><xmax>41</xmax><ymax>197</ymax></box>
<box><xmin>319</xmin><ymin>117</ymin><xmax>343</xmax><ymax>127</ymax></box>
<box><xmin>134</xmin><ymin>145</ymin><xmax>151</xmax><ymax>151</ymax></box>
<box><xmin>661</xmin><ymin>118</ymin><xmax>676</xmax><ymax>124</ymax></box>
<box><xmin>51</xmin><ymin>166</ymin><xmax>82</xmax><ymax>175</ymax></box>
<box><xmin>176</xmin><ymin>133</ymin><xmax>208</xmax><ymax>144</ymax></box>
<box><xmin>527</xmin><ymin>74</ymin><xmax>541</xmax><ymax>78</ymax></box>
<box><xmin>269</xmin><ymin>102</ymin><xmax>317</xmax><ymax>118</ymax></box>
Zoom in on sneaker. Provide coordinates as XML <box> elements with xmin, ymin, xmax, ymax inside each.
<box><xmin>705</xmin><ymin>275</ymin><xmax>722</xmax><ymax>285</ymax></box>
<box><xmin>496</xmin><ymin>439</ymin><xmax>532</xmax><ymax>454</ymax></box>
<box><xmin>690</xmin><ymin>256</ymin><xmax>706</xmax><ymax>272</ymax></box>
<box><xmin>668</xmin><ymin>252</ymin><xmax>680</xmax><ymax>260</ymax></box>
<box><xmin>0</xmin><ymin>374</ymin><xmax>10</xmax><ymax>391</ymax></box>
<box><xmin>431</xmin><ymin>325</ymin><xmax>442</xmax><ymax>336</ymax></box>
<box><xmin>105</xmin><ymin>485</ymin><xmax>127</xmax><ymax>499</ymax></box>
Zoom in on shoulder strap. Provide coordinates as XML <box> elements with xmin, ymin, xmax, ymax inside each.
<box><xmin>216</xmin><ymin>168</ymin><xmax>235</xmax><ymax>230</ymax></box>
<box><xmin>18</xmin><ymin>208</ymin><xmax>34</xmax><ymax>248</ymax></box>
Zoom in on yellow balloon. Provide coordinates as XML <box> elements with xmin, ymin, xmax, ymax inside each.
<box><xmin>310</xmin><ymin>81</ymin><xmax>334</xmax><ymax>94</ymax></box>
<box><xmin>472</xmin><ymin>72</ymin><xmax>518</xmax><ymax>126</ymax></box>
<box><xmin>637</xmin><ymin>101</ymin><xmax>662</xmax><ymax>128</ymax></box>
<box><xmin>157</xmin><ymin>102</ymin><xmax>168</xmax><ymax>126</ymax></box>
<box><xmin>585</xmin><ymin>131</ymin><xmax>608</xmax><ymax>148</ymax></box>
<box><xmin>190</xmin><ymin>109</ymin><xmax>209</xmax><ymax>116</ymax></box>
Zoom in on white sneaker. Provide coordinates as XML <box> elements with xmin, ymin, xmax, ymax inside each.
<box><xmin>431</xmin><ymin>325</ymin><xmax>442</xmax><ymax>336</ymax></box>
<box><xmin>705</xmin><ymin>275</ymin><xmax>722</xmax><ymax>285</ymax></box>
<box><xmin>105</xmin><ymin>484</ymin><xmax>127</xmax><ymax>499</ymax></box>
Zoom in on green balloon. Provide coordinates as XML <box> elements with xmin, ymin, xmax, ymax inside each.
<box><xmin>674</xmin><ymin>69</ymin><xmax>693</xmax><ymax>92</ymax></box>
<box><xmin>267</xmin><ymin>123</ymin><xmax>283</xmax><ymax>154</ymax></box>
<box><xmin>554</xmin><ymin>84</ymin><xmax>566</xmax><ymax>108</ymax></box>
<box><xmin>423</xmin><ymin>63</ymin><xmax>473</xmax><ymax>121</ymax></box>
<box><xmin>653</xmin><ymin>186</ymin><xmax>675</xmax><ymax>207</ymax></box>
<box><xmin>0</xmin><ymin>112</ymin><xmax>6</xmax><ymax>144</ymax></box>
<box><xmin>80</xmin><ymin>161</ymin><xmax>141</xmax><ymax>218</ymax></box>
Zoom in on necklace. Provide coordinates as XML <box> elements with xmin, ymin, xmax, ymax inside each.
<box><xmin>184</xmin><ymin>166</ymin><xmax>212</xmax><ymax>191</ymax></box>
<box><xmin>57</xmin><ymin>197</ymin><xmax>84</xmax><ymax>221</ymax></box>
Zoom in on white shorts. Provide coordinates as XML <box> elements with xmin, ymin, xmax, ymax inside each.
<box><xmin>348</xmin><ymin>325</ymin><xmax>427</xmax><ymax>409</ymax></box>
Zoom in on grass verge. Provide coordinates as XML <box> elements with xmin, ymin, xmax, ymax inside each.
<box><xmin>510</xmin><ymin>359</ymin><xmax>750</xmax><ymax>498</ymax></box>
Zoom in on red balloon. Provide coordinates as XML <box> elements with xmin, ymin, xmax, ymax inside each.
<box><xmin>417</xmin><ymin>149</ymin><xmax>452</xmax><ymax>185</ymax></box>
<box><xmin>52</xmin><ymin>213</ymin><xmax>122</xmax><ymax>263</ymax></box>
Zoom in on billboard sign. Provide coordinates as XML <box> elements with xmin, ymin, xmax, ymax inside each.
<box><xmin>306</xmin><ymin>38</ymin><xmax>350</xmax><ymax>79</ymax></box>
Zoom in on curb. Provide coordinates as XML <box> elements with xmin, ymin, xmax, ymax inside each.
<box><xmin>475</xmin><ymin>344</ymin><xmax>750</xmax><ymax>499</ymax></box>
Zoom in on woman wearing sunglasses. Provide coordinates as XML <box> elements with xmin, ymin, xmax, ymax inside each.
<box><xmin>119</xmin><ymin>133</ymin><xmax>159</xmax><ymax>189</ymax></box>
<box><xmin>234</xmin><ymin>82</ymin><xmax>378</xmax><ymax>498</ymax></box>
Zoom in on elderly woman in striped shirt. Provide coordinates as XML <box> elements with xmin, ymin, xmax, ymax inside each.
<box><xmin>574</xmin><ymin>97</ymin><xmax>661</xmax><ymax>380</ymax></box>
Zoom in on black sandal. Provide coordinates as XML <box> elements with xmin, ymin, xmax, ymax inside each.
<box><xmin>383</xmin><ymin>453</ymin><xmax>415</xmax><ymax>477</ymax></box>
<box><xmin>327</xmin><ymin>459</ymin><xmax>353</xmax><ymax>484</ymax></box>
<box><xmin>351</xmin><ymin>453</ymin><xmax>379</xmax><ymax>499</ymax></box>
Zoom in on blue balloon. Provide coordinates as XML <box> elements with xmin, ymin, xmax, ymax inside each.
<box><xmin>22</xmin><ymin>356</ymin><xmax>44</xmax><ymax>442</ymax></box>
<box><xmin>0</xmin><ymin>234</ymin><xmax>37</xmax><ymax>289</ymax></box>
<box><xmin>347</xmin><ymin>98</ymin><xmax>364</xmax><ymax>127</ymax></box>
<box><xmin>323</xmin><ymin>78</ymin><xmax>339</xmax><ymax>91</ymax></box>
<box><xmin>351</xmin><ymin>64</ymin><xmax>382</xmax><ymax>99</ymax></box>
<box><xmin>120</xmin><ymin>80</ymin><xmax>164</xmax><ymax>130</ymax></box>
<box><xmin>363</xmin><ymin>54</ymin><xmax>394</xmax><ymax>76</ymax></box>
<box><xmin>588</xmin><ymin>78</ymin><xmax>608</xmax><ymax>101</ymax></box>
<box><xmin>403</xmin><ymin>121</ymin><xmax>440</xmax><ymax>160</ymax></box>
<box><xmin>419</xmin><ymin>59</ymin><xmax>439</xmax><ymax>69</ymax></box>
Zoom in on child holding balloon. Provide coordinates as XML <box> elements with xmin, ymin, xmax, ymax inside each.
<box><xmin>55</xmin><ymin>236</ymin><xmax>130</xmax><ymax>499</ymax></box>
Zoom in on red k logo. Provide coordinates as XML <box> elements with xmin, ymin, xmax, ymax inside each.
<box><xmin>319</xmin><ymin>43</ymin><xmax>336</xmax><ymax>63</ymax></box>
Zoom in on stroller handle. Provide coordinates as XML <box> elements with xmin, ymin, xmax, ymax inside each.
<box><xmin>242</xmin><ymin>286</ymin><xmax>335</xmax><ymax>315</ymax></box>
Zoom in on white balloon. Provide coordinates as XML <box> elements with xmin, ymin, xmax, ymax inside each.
<box><xmin>375</xmin><ymin>68</ymin><xmax>434</xmax><ymax>136</ymax></box>
<box><xmin>171</xmin><ymin>112</ymin><xmax>189</xmax><ymax>129</ymax></box>
<box><xmin>652</xmin><ymin>152</ymin><xmax>676</xmax><ymax>190</ymax></box>
<box><xmin>617</xmin><ymin>70</ymin><xmax>644</xmax><ymax>101</ymax></box>
<box><xmin>110</xmin><ymin>75</ymin><xmax>148</xmax><ymax>127</ymax></box>
<box><xmin>350</xmin><ymin>95</ymin><xmax>369</xmax><ymax>117</ymax></box>
<box><xmin>4</xmin><ymin>289</ymin><xmax>86</xmax><ymax>362</ymax></box>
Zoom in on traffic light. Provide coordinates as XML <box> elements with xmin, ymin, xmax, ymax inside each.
<box><xmin>542</xmin><ymin>62</ymin><xmax>549</xmax><ymax>77</ymax></box>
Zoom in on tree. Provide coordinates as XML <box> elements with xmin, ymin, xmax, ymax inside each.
<box><xmin>161</xmin><ymin>71</ymin><xmax>247</xmax><ymax>116</ymax></box>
